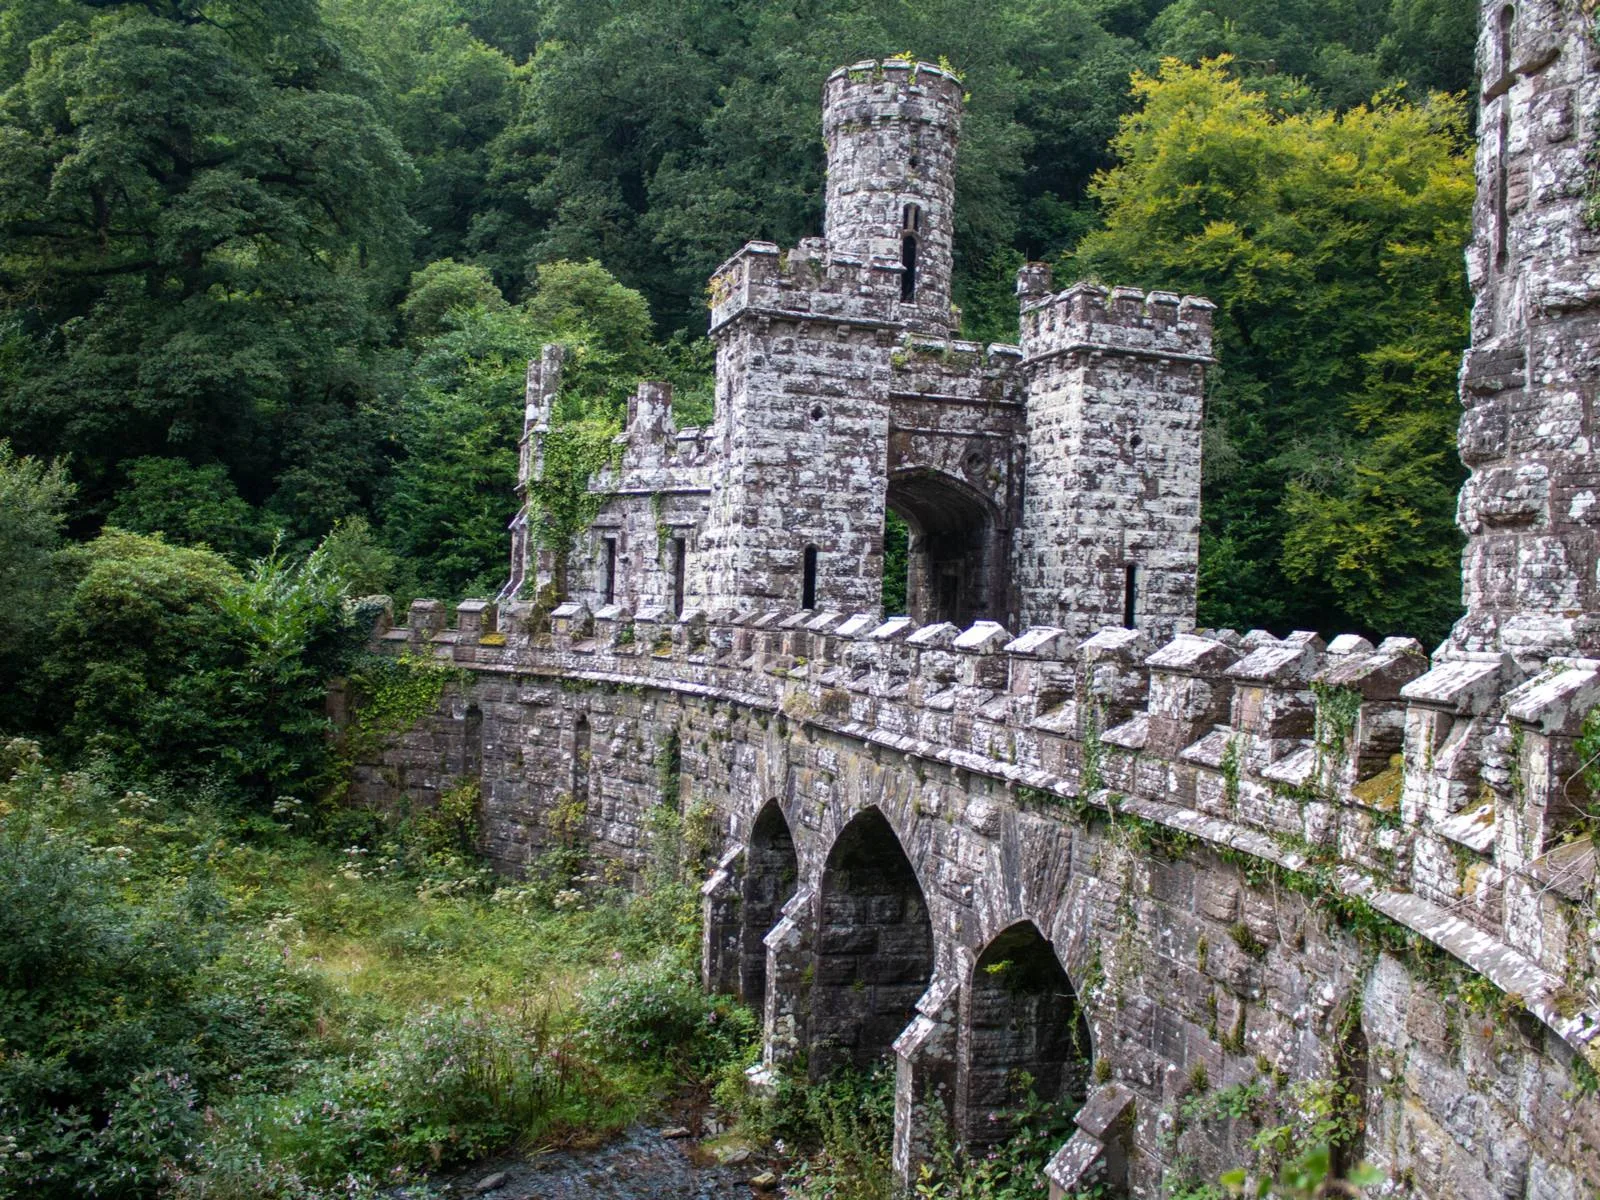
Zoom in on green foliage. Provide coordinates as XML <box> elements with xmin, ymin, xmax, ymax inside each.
<box><xmin>1149</xmin><ymin>0</ymin><xmax>1474</xmax><ymax>106</ymax></box>
<box><xmin>41</xmin><ymin>530</ymin><xmax>367</xmax><ymax>805</ymax></box>
<box><xmin>315</xmin><ymin>515</ymin><xmax>399</xmax><ymax>598</ymax></box>
<box><xmin>0</xmin><ymin>441</ymin><xmax>73</xmax><ymax>729</ymax></box>
<box><xmin>1221</xmin><ymin>1144</ymin><xmax>1382</xmax><ymax>1198</ymax></box>
<box><xmin>0</xmin><ymin>752</ymin><xmax>325</xmax><ymax>1199</ymax></box>
<box><xmin>1312</xmin><ymin>684</ymin><xmax>1363</xmax><ymax>762</ymax></box>
<box><xmin>341</xmin><ymin>652</ymin><xmax>463</xmax><ymax>765</ymax></box>
<box><xmin>1072</xmin><ymin>58</ymin><xmax>1471</xmax><ymax>643</ymax></box>
<box><xmin>883</xmin><ymin>508</ymin><xmax>911</xmax><ymax>615</ymax></box>
<box><xmin>381</xmin><ymin>261</ymin><xmax>653</xmax><ymax>601</ymax></box>
<box><xmin>0</xmin><ymin>0</ymin><xmax>416</xmax><ymax>531</ymax></box>
<box><xmin>521</xmin><ymin>259</ymin><xmax>657</xmax><ymax>384</ymax></box>
<box><xmin>576</xmin><ymin>951</ymin><xmax>757</xmax><ymax>1076</ymax></box>
<box><xmin>781</xmin><ymin>1066</ymin><xmax>900</xmax><ymax>1200</ymax></box>
<box><xmin>913</xmin><ymin>1078</ymin><xmax>1078</xmax><ymax>1199</ymax></box>
<box><xmin>400</xmin><ymin>257</ymin><xmax>510</xmax><ymax>342</ymax></box>
<box><xmin>104</xmin><ymin>457</ymin><xmax>267</xmax><ymax>563</ymax></box>
<box><xmin>528</xmin><ymin>416</ymin><xmax>624</xmax><ymax>591</ymax></box>
<box><xmin>0</xmin><ymin>732</ymin><xmax>755</xmax><ymax>1198</ymax></box>
<box><xmin>1571</xmin><ymin>705</ymin><xmax>1600</xmax><ymax>835</ymax></box>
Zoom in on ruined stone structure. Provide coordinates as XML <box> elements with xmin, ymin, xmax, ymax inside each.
<box><xmin>350</xmin><ymin>19</ymin><xmax>1600</xmax><ymax>1200</ymax></box>
<box><xmin>507</xmin><ymin>60</ymin><xmax>1212</xmax><ymax>642</ymax></box>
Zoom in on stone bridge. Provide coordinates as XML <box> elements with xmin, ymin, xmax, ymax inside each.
<box><xmin>349</xmin><ymin>3</ymin><xmax>1600</xmax><ymax>1192</ymax></box>
<box><xmin>349</xmin><ymin>599</ymin><xmax>1600</xmax><ymax>1198</ymax></box>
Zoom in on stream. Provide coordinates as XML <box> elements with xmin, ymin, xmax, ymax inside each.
<box><xmin>433</xmin><ymin>1098</ymin><xmax>782</xmax><ymax>1200</ymax></box>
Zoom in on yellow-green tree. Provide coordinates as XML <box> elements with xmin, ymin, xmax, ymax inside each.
<box><xmin>1071</xmin><ymin>58</ymin><xmax>1471</xmax><ymax>644</ymax></box>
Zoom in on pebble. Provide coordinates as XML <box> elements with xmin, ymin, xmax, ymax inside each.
<box><xmin>473</xmin><ymin>1172</ymin><xmax>508</xmax><ymax>1194</ymax></box>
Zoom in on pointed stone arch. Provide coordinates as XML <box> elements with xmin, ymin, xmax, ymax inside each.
<box><xmin>742</xmin><ymin>799</ymin><xmax>799</xmax><ymax>1009</ymax></box>
<box><xmin>885</xmin><ymin>467</ymin><xmax>1005</xmax><ymax>627</ymax></box>
<box><xmin>811</xmin><ymin>807</ymin><xmax>935</xmax><ymax>1078</ymax></box>
<box><xmin>960</xmin><ymin>920</ymin><xmax>1092</xmax><ymax>1149</ymax></box>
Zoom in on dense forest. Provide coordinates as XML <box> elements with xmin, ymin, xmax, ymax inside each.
<box><xmin>0</xmin><ymin>0</ymin><xmax>1475</xmax><ymax>649</ymax></box>
<box><xmin>0</xmin><ymin>4</ymin><xmax>1477</xmax><ymax>1195</ymax></box>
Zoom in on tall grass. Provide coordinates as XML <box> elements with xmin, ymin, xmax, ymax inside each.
<box><xmin>0</xmin><ymin>744</ymin><xmax>754</xmax><ymax>1200</ymax></box>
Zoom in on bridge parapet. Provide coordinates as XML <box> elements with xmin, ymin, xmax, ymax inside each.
<box><xmin>378</xmin><ymin>595</ymin><xmax>1600</xmax><ymax>1065</ymax></box>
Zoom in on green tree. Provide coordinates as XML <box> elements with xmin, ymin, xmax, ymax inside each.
<box><xmin>1148</xmin><ymin>0</ymin><xmax>1473</xmax><ymax>108</ymax></box>
<box><xmin>0</xmin><ymin>441</ymin><xmax>74</xmax><ymax>728</ymax></box>
<box><xmin>382</xmin><ymin>261</ymin><xmax>653</xmax><ymax>602</ymax></box>
<box><xmin>45</xmin><ymin>531</ymin><xmax>244</xmax><ymax>777</ymax></box>
<box><xmin>1071</xmin><ymin>58</ymin><xmax>1471</xmax><ymax>643</ymax></box>
<box><xmin>105</xmin><ymin>457</ymin><xmax>266</xmax><ymax>562</ymax></box>
<box><xmin>42</xmin><ymin>530</ymin><xmax>366</xmax><ymax>801</ymax></box>
<box><xmin>382</xmin><ymin>303</ymin><xmax>535</xmax><ymax>602</ymax></box>
<box><xmin>0</xmin><ymin>0</ymin><xmax>416</xmax><ymax>530</ymax></box>
<box><xmin>400</xmin><ymin>257</ymin><xmax>509</xmax><ymax>343</ymax></box>
<box><xmin>324</xmin><ymin>0</ymin><xmax>521</xmax><ymax>267</ymax></box>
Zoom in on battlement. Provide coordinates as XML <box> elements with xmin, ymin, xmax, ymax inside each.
<box><xmin>381</xmin><ymin>595</ymin><xmax>1600</xmax><ymax>1067</ymax></box>
<box><xmin>706</xmin><ymin>240</ymin><xmax>904</xmax><ymax>335</ymax></box>
<box><xmin>889</xmin><ymin>334</ymin><xmax>1021</xmax><ymax>404</ymax></box>
<box><xmin>356</xmin><ymin>20</ymin><xmax>1600</xmax><ymax>1190</ymax></box>
<box><xmin>822</xmin><ymin>59</ymin><xmax>965</xmax><ymax>132</ymax></box>
<box><xmin>1019</xmin><ymin>278</ymin><xmax>1216</xmax><ymax>365</ymax></box>
<box><xmin>587</xmin><ymin>380</ymin><xmax>713</xmax><ymax>499</ymax></box>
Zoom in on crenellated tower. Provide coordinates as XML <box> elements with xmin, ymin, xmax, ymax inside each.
<box><xmin>1012</xmin><ymin>270</ymin><xmax>1213</xmax><ymax>642</ymax></box>
<box><xmin>696</xmin><ymin>60</ymin><xmax>969</xmax><ymax>616</ymax></box>
<box><xmin>515</xmin><ymin>60</ymin><xmax>1211</xmax><ymax>640</ymax></box>
<box><xmin>822</xmin><ymin>59</ymin><xmax>963</xmax><ymax>336</ymax></box>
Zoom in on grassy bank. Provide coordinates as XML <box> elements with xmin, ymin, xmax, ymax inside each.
<box><xmin>0</xmin><ymin>741</ymin><xmax>754</xmax><ymax>1199</ymax></box>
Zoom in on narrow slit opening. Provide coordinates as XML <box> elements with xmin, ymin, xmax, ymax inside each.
<box><xmin>670</xmin><ymin>536</ymin><xmax>686</xmax><ymax>616</ymax></box>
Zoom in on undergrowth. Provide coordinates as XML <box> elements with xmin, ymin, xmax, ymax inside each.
<box><xmin>0</xmin><ymin>740</ymin><xmax>752</xmax><ymax>1200</ymax></box>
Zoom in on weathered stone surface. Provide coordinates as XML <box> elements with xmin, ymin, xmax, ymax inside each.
<box><xmin>500</xmin><ymin>61</ymin><xmax>1207</xmax><ymax>645</ymax></box>
<box><xmin>1453</xmin><ymin>0</ymin><xmax>1600</xmax><ymax>666</ymax></box>
<box><xmin>354</xmin><ymin>17</ymin><xmax>1600</xmax><ymax>1199</ymax></box>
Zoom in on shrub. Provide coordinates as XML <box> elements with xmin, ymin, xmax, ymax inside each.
<box><xmin>41</xmin><ymin>530</ymin><xmax>368</xmax><ymax>807</ymax></box>
<box><xmin>782</xmin><ymin>1067</ymin><xmax>899</xmax><ymax>1200</ymax></box>
<box><xmin>0</xmin><ymin>822</ymin><xmax>312</xmax><ymax>1197</ymax></box>
<box><xmin>576</xmin><ymin>951</ymin><xmax>756</xmax><ymax>1076</ymax></box>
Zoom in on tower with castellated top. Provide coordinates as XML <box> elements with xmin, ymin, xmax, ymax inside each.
<box><xmin>509</xmin><ymin>59</ymin><xmax>1214</xmax><ymax>643</ymax></box>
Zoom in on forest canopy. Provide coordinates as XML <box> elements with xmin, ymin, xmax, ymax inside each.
<box><xmin>0</xmin><ymin>0</ymin><xmax>1476</xmax><ymax>645</ymax></box>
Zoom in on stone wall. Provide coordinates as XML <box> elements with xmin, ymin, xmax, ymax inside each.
<box><xmin>823</xmin><ymin>60</ymin><xmax>963</xmax><ymax>337</ymax></box>
<box><xmin>363</xmin><ymin>10</ymin><xmax>1600</xmax><ymax>1195</ymax></box>
<box><xmin>347</xmin><ymin>600</ymin><xmax>1600</xmax><ymax>1198</ymax></box>
<box><xmin>1455</xmin><ymin>0</ymin><xmax>1600</xmax><ymax>664</ymax></box>
<box><xmin>1014</xmin><ymin>275</ymin><xmax>1212</xmax><ymax>641</ymax></box>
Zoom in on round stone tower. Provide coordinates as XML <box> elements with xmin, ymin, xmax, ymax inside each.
<box><xmin>822</xmin><ymin>59</ymin><xmax>963</xmax><ymax>336</ymax></box>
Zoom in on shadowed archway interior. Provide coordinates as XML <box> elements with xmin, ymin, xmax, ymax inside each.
<box><xmin>811</xmin><ymin>808</ymin><xmax>935</xmax><ymax>1079</ymax></box>
<box><xmin>740</xmin><ymin>800</ymin><xmax>798</xmax><ymax>1009</ymax></box>
<box><xmin>962</xmin><ymin>920</ymin><xmax>1091</xmax><ymax>1148</ymax></box>
<box><xmin>885</xmin><ymin>469</ymin><xmax>1001</xmax><ymax>628</ymax></box>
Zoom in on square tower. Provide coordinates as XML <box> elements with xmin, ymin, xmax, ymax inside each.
<box><xmin>1012</xmin><ymin>273</ymin><xmax>1213</xmax><ymax>642</ymax></box>
<box><xmin>1451</xmin><ymin>0</ymin><xmax>1600</xmax><ymax>665</ymax></box>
